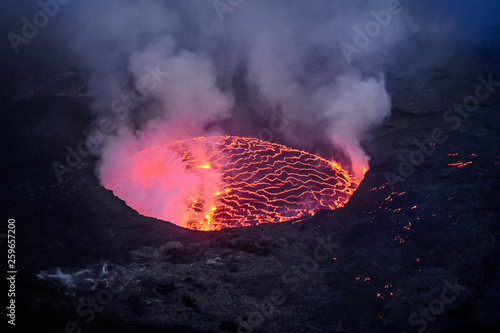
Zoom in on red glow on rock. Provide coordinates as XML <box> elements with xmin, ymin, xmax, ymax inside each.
<box><xmin>104</xmin><ymin>135</ymin><xmax>361</xmax><ymax>230</ymax></box>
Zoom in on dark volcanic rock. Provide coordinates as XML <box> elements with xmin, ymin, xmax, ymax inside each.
<box><xmin>3</xmin><ymin>44</ymin><xmax>500</xmax><ymax>333</ymax></box>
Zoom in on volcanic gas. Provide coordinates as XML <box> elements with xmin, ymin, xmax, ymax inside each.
<box><xmin>104</xmin><ymin>136</ymin><xmax>361</xmax><ymax>230</ymax></box>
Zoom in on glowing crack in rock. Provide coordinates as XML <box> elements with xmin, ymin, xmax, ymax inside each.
<box><xmin>105</xmin><ymin>136</ymin><xmax>361</xmax><ymax>230</ymax></box>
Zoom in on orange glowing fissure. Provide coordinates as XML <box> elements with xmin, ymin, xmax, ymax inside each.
<box><xmin>106</xmin><ymin>136</ymin><xmax>361</xmax><ymax>231</ymax></box>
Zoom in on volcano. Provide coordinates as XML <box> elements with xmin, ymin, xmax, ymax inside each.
<box><xmin>105</xmin><ymin>136</ymin><xmax>361</xmax><ymax>230</ymax></box>
<box><xmin>3</xmin><ymin>0</ymin><xmax>500</xmax><ymax>332</ymax></box>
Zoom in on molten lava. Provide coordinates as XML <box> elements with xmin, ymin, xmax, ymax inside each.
<box><xmin>105</xmin><ymin>136</ymin><xmax>361</xmax><ymax>230</ymax></box>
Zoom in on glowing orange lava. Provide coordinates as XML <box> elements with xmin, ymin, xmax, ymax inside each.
<box><xmin>105</xmin><ymin>136</ymin><xmax>361</xmax><ymax>230</ymax></box>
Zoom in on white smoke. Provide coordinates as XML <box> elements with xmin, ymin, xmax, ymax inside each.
<box><xmin>63</xmin><ymin>0</ymin><xmax>409</xmax><ymax>180</ymax></box>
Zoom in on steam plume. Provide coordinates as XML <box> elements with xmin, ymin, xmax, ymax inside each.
<box><xmin>62</xmin><ymin>0</ymin><xmax>410</xmax><ymax>182</ymax></box>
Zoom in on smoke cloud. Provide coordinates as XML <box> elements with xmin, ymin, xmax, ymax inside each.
<box><xmin>61</xmin><ymin>0</ymin><xmax>411</xmax><ymax>180</ymax></box>
<box><xmin>52</xmin><ymin>0</ymin><xmax>415</xmax><ymax>225</ymax></box>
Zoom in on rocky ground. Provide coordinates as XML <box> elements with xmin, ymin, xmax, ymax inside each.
<box><xmin>2</xmin><ymin>42</ymin><xmax>500</xmax><ymax>333</ymax></box>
